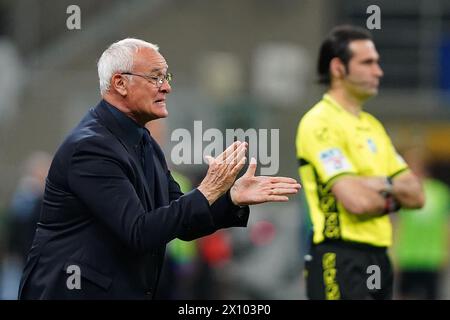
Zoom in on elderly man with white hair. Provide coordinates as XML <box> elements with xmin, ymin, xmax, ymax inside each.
<box><xmin>18</xmin><ymin>38</ymin><xmax>301</xmax><ymax>299</ymax></box>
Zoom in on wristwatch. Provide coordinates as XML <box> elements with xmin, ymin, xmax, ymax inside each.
<box><xmin>384</xmin><ymin>176</ymin><xmax>394</xmax><ymax>194</ymax></box>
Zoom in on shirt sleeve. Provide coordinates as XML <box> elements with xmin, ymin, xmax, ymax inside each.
<box><xmin>297</xmin><ymin>117</ymin><xmax>357</xmax><ymax>185</ymax></box>
<box><xmin>381</xmin><ymin>127</ymin><xmax>409</xmax><ymax>177</ymax></box>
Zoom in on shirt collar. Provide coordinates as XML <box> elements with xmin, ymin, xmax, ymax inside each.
<box><xmin>323</xmin><ymin>93</ymin><xmax>363</xmax><ymax>120</ymax></box>
<box><xmin>323</xmin><ymin>93</ymin><xmax>344</xmax><ymax>112</ymax></box>
<box><xmin>103</xmin><ymin>100</ymin><xmax>145</xmax><ymax>146</ymax></box>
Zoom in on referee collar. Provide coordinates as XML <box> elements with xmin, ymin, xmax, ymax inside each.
<box><xmin>323</xmin><ymin>94</ymin><xmax>345</xmax><ymax>113</ymax></box>
<box><xmin>323</xmin><ymin>94</ymin><xmax>362</xmax><ymax>119</ymax></box>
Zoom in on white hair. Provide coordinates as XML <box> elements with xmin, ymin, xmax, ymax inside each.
<box><xmin>97</xmin><ymin>38</ymin><xmax>159</xmax><ymax>95</ymax></box>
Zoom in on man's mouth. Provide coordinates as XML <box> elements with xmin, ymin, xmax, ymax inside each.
<box><xmin>155</xmin><ymin>98</ymin><xmax>166</xmax><ymax>104</ymax></box>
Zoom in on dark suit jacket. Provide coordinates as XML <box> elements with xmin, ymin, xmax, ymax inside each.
<box><xmin>19</xmin><ymin>100</ymin><xmax>249</xmax><ymax>300</ymax></box>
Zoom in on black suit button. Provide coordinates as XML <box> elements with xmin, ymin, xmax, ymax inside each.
<box><xmin>145</xmin><ymin>291</ymin><xmax>152</xmax><ymax>295</ymax></box>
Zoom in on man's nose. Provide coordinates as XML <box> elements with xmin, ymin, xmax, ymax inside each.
<box><xmin>160</xmin><ymin>80</ymin><xmax>171</xmax><ymax>93</ymax></box>
<box><xmin>374</xmin><ymin>64</ymin><xmax>384</xmax><ymax>78</ymax></box>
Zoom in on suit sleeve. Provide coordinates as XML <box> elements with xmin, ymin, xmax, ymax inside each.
<box><xmin>68</xmin><ymin>139</ymin><xmax>249</xmax><ymax>253</ymax></box>
<box><xmin>167</xmin><ymin>171</ymin><xmax>184</xmax><ymax>202</ymax></box>
<box><xmin>167</xmin><ymin>170</ymin><xmax>249</xmax><ymax>239</ymax></box>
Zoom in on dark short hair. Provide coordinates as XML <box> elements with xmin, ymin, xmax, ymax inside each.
<box><xmin>317</xmin><ymin>25</ymin><xmax>373</xmax><ymax>85</ymax></box>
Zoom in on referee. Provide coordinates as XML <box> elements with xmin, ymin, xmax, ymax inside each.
<box><xmin>295</xmin><ymin>25</ymin><xmax>425</xmax><ymax>300</ymax></box>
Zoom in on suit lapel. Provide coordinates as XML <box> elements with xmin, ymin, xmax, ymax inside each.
<box><xmin>152</xmin><ymin>153</ymin><xmax>168</xmax><ymax>206</ymax></box>
<box><xmin>92</xmin><ymin>101</ymin><xmax>155</xmax><ymax>210</ymax></box>
<box><xmin>148</xmin><ymin>135</ymin><xmax>169</xmax><ymax>206</ymax></box>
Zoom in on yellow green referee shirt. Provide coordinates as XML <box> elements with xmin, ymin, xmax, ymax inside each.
<box><xmin>296</xmin><ymin>94</ymin><xmax>408</xmax><ymax>247</ymax></box>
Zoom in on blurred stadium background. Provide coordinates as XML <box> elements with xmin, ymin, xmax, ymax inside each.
<box><xmin>0</xmin><ymin>0</ymin><xmax>449</xmax><ymax>299</ymax></box>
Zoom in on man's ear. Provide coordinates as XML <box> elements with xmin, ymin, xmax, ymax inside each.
<box><xmin>111</xmin><ymin>74</ymin><xmax>128</xmax><ymax>96</ymax></box>
<box><xmin>330</xmin><ymin>57</ymin><xmax>346</xmax><ymax>79</ymax></box>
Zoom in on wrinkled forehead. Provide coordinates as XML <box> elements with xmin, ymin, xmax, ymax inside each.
<box><xmin>133</xmin><ymin>47</ymin><xmax>168</xmax><ymax>72</ymax></box>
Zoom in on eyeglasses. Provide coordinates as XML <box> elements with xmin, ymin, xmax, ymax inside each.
<box><xmin>121</xmin><ymin>72</ymin><xmax>173</xmax><ymax>88</ymax></box>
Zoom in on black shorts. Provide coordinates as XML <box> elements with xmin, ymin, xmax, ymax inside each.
<box><xmin>305</xmin><ymin>241</ymin><xmax>393</xmax><ymax>300</ymax></box>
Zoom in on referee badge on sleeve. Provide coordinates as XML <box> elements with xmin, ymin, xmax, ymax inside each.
<box><xmin>319</xmin><ymin>148</ymin><xmax>352</xmax><ymax>176</ymax></box>
<box><xmin>367</xmin><ymin>138</ymin><xmax>377</xmax><ymax>153</ymax></box>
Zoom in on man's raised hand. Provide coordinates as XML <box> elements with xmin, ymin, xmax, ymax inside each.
<box><xmin>197</xmin><ymin>141</ymin><xmax>247</xmax><ymax>205</ymax></box>
<box><xmin>230</xmin><ymin>158</ymin><xmax>301</xmax><ymax>206</ymax></box>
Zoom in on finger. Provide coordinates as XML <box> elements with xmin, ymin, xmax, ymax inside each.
<box><xmin>216</xmin><ymin>141</ymin><xmax>241</xmax><ymax>162</ymax></box>
<box><xmin>269</xmin><ymin>176</ymin><xmax>299</xmax><ymax>184</ymax></box>
<box><xmin>226</xmin><ymin>146</ymin><xmax>247</xmax><ymax>179</ymax></box>
<box><xmin>216</xmin><ymin>142</ymin><xmax>238</xmax><ymax>163</ymax></box>
<box><xmin>266</xmin><ymin>195</ymin><xmax>289</xmax><ymax>202</ymax></box>
<box><xmin>230</xmin><ymin>156</ymin><xmax>247</xmax><ymax>176</ymax></box>
<box><xmin>270</xmin><ymin>182</ymin><xmax>302</xmax><ymax>190</ymax></box>
<box><xmin>224</xmin><ymin>142</ymin><xmax>247</xmax><ymax>166</ymax></box>
<box><xmin>227</xmin><ymin>146</ymin><xmax>246</xmax><ymax>169</ymax></box>
<box><xmin>244</xmin><ymin>157</ymin><xmax>257</xmax><ymax>177</ymax></box>
<box><xmin>232</xmin><ymin>144</ymin><xmax>248</xmax><ymax>168</ymax></box>
<box><xmin>204</xmin><ymin>155</ymin><xmax>214</xmax><ymax>165</ymax></box>
<box><xmin>269</xmin><ymin>188</ymin><xmax>300</xmax><ymax>195</ymax></box>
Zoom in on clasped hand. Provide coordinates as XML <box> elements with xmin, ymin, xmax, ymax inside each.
<box><xmin>197</xmin><ymin>141</ymin><xmax>301</xmax><ymax>206</ymax></box>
